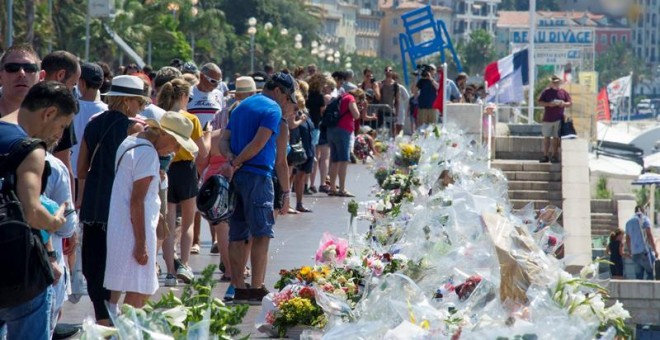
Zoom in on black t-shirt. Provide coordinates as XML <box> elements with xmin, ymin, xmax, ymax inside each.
<box><xmin>416</xmin><ymin>78</ymin><xmax>437</xmax><ymax>109</ymax></box>
<box><xmin>53</xmin><ymin>124</ymin><xmax>77</xmax><ymax>153</ymax></box>
<box><xmin>306</xmin><ymin>91</ymin><xmax>325</xmax><ymax>127</ymax></box>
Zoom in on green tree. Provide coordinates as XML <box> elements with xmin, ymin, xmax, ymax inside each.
<box><xmin>595</xmin><ymin>42</ymin><xmax>647</xmax><ymax>89</ymax></box>
<box><xmin>457</xmin><ymin>29</ymin><xmax>496</xmax><ymax>76</ymax></box>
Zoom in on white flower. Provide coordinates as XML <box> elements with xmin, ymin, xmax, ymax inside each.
<box><xmin>604</xmin><ymin>301</ymin><xmax>631</xmax><ymax>320</ymax></box>
<box><xmin>589</xmin><ymin>294</ymin><xmax>607</xmax><ymax>322</ymax></box>
<box><xmin>392</xmin><ymin>253</ymin><xmax>408</xmax><ymax>262</ymax></box>
<box><xmin>333</xmin><ymin>288</ymin><xmax>347</xmax><ymax>298</ymax></box>
<box><xmin>579</xmin><ymin>262</ymin><xmax>598</xmax><ymax>280</ymax></box>
<box><xmin>162</xmin><ymin>305</ymin><xmax>188</xmax><ymax>330</ymax></box>
<box><xmin>323</xmin><ymin>245</ymin><xmax>338</xmax><ymax>261</ymax></box>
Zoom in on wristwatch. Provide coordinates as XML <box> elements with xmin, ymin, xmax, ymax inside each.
<box><xmin>47</xmin><ymin>250</ymin><xmax>58</xmax><ymax>260</ymax></box>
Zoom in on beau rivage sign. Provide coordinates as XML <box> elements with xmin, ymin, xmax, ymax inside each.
<box><xmin>510</xmin><ymin>18</ymin><xmax>594</xmax><ymax>46</ymax></box>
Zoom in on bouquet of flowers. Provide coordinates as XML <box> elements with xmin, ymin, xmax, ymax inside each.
<box><xmin>394</xmin><ymin>143</ymin><xmax>421</xmax><ymax>168</ymax></box>
<box><xmin>266</xmin><ymin>286</ymin><xmax>328</xmax><ymax>338</ymax></box>
<box><xmin>374</xmin><ymin>167</ymin><xmax>390</xmax><ymax>187</ymax></box>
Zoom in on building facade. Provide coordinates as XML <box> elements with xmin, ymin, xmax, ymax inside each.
<box><xmin>355</xmin><ymin>0</ymin><xmax>383</xmax><ymax>57</ymax></box>
<box><xmin>450</xmin><ymin>0</ymin><xmax>500</xmax><ymax>40</ymax></box>
<box><xmin>631</xmin><ymin>0</ymin><xmax>660</xmax><ymax>67</ymax></box>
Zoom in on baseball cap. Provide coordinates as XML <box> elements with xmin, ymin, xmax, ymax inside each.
<box><xmin>271</xmin><ymin>72</ymin><xmax>297</xmax><ymax>104</ymax></box>
<box><xmin>80</xmin><ymin>62</ymin><xmax>104</xmax><ymax>88</ymax></box>
<box><xmin>550</xmin><ymin>75</ymin><xmax>561</xmax><ymax>83</ymax></box>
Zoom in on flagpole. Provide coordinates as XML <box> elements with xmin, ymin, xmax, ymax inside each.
<box><xmin>528</xmin><ymin>0</ymin><xmax>536</xmax><ymax>124</ymax></box>
<box><xmin>443</xmin><ymin>62</ymin><xmax>448</xmax><ymax>113</ymax></box>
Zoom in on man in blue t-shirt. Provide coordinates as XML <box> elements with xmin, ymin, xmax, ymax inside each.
<box><xmin>219</xmin><ymin>72</ymin><xmax>297</xmax><ymax>304</ymax></box>
<box><xmin>625</xmin><ymin>206</ymin><xmax>658</xmax><ymax>280</ymax></box>
<box><xmin>0</xmin><ymin>81</ymin><xmax>77</xmax><ymax>340</ymax></box>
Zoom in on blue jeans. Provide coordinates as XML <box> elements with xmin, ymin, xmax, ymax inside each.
<box><xmin>0</xmin><ymin>287</ymin><xmax>52</xmax><ymax>340</ymax></box>
<box><xmin>632</xmin><ymin>252</ymin><xmax>654</xmax><ymax>280</ymax></box>
<box><xmin>327</xmin><ymin>127</ymin><xmax>351</xmax><ymax>162</ymax></box>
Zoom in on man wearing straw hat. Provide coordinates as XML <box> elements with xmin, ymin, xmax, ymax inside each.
<box><xmin>213</xmin><ymin>76</ymin><xmax>257</xmax><ymax>130</ymax></box>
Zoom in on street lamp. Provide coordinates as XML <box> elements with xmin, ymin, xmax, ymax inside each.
<box><xmin>345</xmin><ymin>56</ymin><xmax>352</xmax><ymax>70</ymax></box>
<box><xmin>191</xmin><ymin>5</ymin><xmax>199</xmax><ymax>60</ymax></box>
<box><xmin>248</xmin><ymin>17</ymin><xmax>257</xmax><ymax>73</ymax></box>
<box><xmin>280</xmin><ymin>28</ymin><xmax>288</xmax><ymax>36</ymax></box>
<box><xmin>334</xmin><ymin>51</ymin><xmax>341</xmax><ymax>65</ymax></box>
<box><xmin>264</xmin><ymin>22</ymin><xmax>273</xmax><ymax>32</ymax></box>
<box><xmin>167</xmin><ymin>2</ymin><xmax>180</xmax><ymax>17</ymax></box>
<box><xmin>294</xmin><ymin>33</ymin><xmax>303</xmax><ymax>49</ymax></box>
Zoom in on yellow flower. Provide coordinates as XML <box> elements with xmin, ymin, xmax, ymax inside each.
<box><xmin>300</xmin><ymin>266</ymin><xmax>312</xmax><ymax>276</ymax></box>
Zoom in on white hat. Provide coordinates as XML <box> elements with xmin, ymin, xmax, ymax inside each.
<box><xmin>146</xmin><ymin>111</ymin><xmax>198</xmax><ymax>154</ymax></box>
<box><xmin>230</xmin><ymin>76</ymin><xmax>257</xmax><ymax>94</ymax></box>
<box><xmin>103</xmin><ymin>75</ymin><xmax>148</xmax><ymax>98</ymax></box>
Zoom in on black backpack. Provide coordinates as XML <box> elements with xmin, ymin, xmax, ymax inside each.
<box><xmin>0</xmin><ymin>138</ymin><xmax>55</xmax><ymax>308</ymax></box>
<box><xmin>320</xmin><ymin>94</ymin><xmax>345</xmax><ymax>129</ymax></box>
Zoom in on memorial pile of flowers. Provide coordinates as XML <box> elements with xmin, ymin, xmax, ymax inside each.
<box><xmin>257</xmin><ymin>126</ymin><xmax>631</xmax><ymax>339</ymax></box>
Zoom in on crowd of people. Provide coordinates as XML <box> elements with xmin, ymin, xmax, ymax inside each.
<box><xmin>0</xmin><ymin>42</ymin><xmax>500</xmax><ymax>340</ymax></box>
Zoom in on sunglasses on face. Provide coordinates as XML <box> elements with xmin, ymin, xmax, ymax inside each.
<box><xmin>3</xmin><ymin>63</ymin><xmax>40</xmax><ymax>73</ymax></box>
<box><xmin>203</xmin><ymin>74</ymin><xmax>220</xmax><ymax>85</ymax></box>
<box><xmin>385</xmin><ymin>69</ymin><xmax>392</xmax><ymax>73</ymax></box>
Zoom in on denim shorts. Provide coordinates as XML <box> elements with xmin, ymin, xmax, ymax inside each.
<box><xmin>311</xmin><ymin>128</ymin><xmax>320</xmax><ymax>146</ymax></box>
<box><xmin>229</xmin><ymin>170</ymin><xmax>275</xmax><ymax>241</ymax></box>
<box><xmin>327</xmin><ymin>127</ymin><xmax>351</xmax><ymax>162</ymax></box>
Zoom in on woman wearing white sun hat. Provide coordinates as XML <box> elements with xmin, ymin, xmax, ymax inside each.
<box><xmin>104</xmin><ymin>111</ymin><xmax>197</xmax><ymax>310</ymax></box>
<box><xmin>76</xmin><ymin>75</ymin><xmax>150</xmax><ymax>325</ymax></box>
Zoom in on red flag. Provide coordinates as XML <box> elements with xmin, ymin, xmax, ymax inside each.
<box><xmin>596</xmin><ymin>88</ymin><xmax>611</xmax><ymax>121</ymax></box>
<box><xmin>432</xmin><ymin>70</ymin><xmax>444</xmax><ymax>114</ymax></box>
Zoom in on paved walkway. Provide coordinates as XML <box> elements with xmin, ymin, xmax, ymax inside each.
<box><xmin>60</xmin><ymin>163</ymin><xmax>375</xmax><ymax>338</ymax></box>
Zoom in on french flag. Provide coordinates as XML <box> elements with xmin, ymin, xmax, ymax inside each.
<box><xmin>484</xmin><ymin>48</ymin><xmax>529</xmax><ymax>103</ymax></box>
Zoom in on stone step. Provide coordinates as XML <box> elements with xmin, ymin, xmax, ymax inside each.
<box><xmin>508</xmin><ymin>181</ymin><xmax>562</xmax><ymax>191</ymax></box>
<box><xmin>510</xmin><ymin>199</ymin><xmax>563</xmax><ymax>210</ymax></box>
<box><xmin>495</xmin><ymin>136</ymin><xmax>545</xmax><ymax>161</ymax></box>
<box><xmin>507</xmin><ymin>124</ymin><xmax>543</xmax><ymax>136</ymax></box>
<box><xmin>591</xmin><ymin>199</ymin><xmax>615</xmax><ymax>213</ymax></box>
<box><xmin>502</xmin><ymin>171</ymin><xmax>562</xmax><ymax>182</ymax></box>
<box><xmin>491</xmin><ymin>160</ymin><xmax>561</xmax><ymax>173</ymax></box>
<box><xmin>510</xmin><ymin>190</ymin><xmax>562</xmax><ymax>201</ymax></box>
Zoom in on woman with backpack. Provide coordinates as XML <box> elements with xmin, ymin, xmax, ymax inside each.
<box><xmin>288</xmin><ymin>92</ymin><xmax>315</xmax><ymax>212</ymax></box>
<box><xmin>326</xmin><ymin>88</ymin><xmax>368</xmax><ymax>197</ymax></box>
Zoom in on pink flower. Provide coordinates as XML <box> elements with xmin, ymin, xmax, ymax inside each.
<box><xmin>547</xmin><ymin>235</ymin><xmax>557</xmax><ymax>247</ymax></box>
<box><xmin>315</xmin><ymin>233</ymin><xmax>349</xmax><ymax>264</ymax></box>
<box><xmin>266</xmin><ymin>311</ymin><xmax>277</xmax><ymax>325</ymax></box>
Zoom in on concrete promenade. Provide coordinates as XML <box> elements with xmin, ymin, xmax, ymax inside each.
<box><xmin>60</xmin><ymin>164</ymin><xmax>376</xmax><ymax>338</ymax></box>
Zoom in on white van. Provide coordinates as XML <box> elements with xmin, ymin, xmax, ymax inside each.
<box><xmin>637</xmin><ymin>99</ymin><xmax>653</xmax><ymax>115</ymax></box>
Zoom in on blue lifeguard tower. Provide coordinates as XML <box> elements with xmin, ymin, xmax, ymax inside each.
<box><xmin>398</xmin><ymin>5</ymin><xmax>462</xmax><ymax>86</ymax></box>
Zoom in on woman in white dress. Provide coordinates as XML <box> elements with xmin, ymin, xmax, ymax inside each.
<box><xmin>104</xmin><ymin>111</ymin><xmax>198</xmax><ymax>309</ymax></box>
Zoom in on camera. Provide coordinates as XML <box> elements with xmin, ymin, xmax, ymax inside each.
<box><xmin>413</xmin><ymin>64</ymin><xmax>433</xmax><ymax>78</ymax></box>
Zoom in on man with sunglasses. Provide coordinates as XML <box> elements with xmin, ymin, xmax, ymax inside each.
<box><xmin>219</xmin><ymin>72</ymin><xmax>297</xmax><ymax>305</ymax></box>
<box><xmin>188</xmin><ymin>62</ymin><xmax>226</xmax><ymax>127</ymax></box>
<box><xmin>0</xmin><ymin>44</ymin><xmax>43</xmax><ymax>117</ymax></box>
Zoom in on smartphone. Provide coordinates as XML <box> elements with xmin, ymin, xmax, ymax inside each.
<box><xmin>203</xmin><ymin>121</ymin><xmax>211</xmax><ymax>131</ymax></box>
<box><xmin>64</xmin><ymin>209</ymin><xmax>76</xmax><ymax>217</ymax></box>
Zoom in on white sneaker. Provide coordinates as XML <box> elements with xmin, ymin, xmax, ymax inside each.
<box><xmin>176</xmin><ymin>265</ymin><xmax>194</xmax><ymax>284</ymax></box>
<box><xmin>165</xmin><ymin>273</ymin><xmax>178</xmax><ymax>287</ymax></box>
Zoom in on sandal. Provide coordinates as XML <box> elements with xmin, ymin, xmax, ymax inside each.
<box><xmin>336</xmin><ymin>191</ymin><xmax>355</xmax><ymax>197</ymax></box>
<box><xmin>190</xmin><ymin>244</ymin><xmax>200</xmax><ymax>255</ymax></box>
<box><xmin>287</xmin><ymin>207</ymin><xmax>299</xmax><ymax>214</ymax></box>
<box><xmin>296</xmin><ymin>205</ymin><xmax>313</xmax><ymax>213</ymax></box>
<box><xmin>327</xmin><ymin>191</ymin><xmax>338</xmax><ymax>196</ymax></box>
<box><xmin>220</xmin><ymin>274</ymin><xmax>231</xmax><ymax>282</ymax></box>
